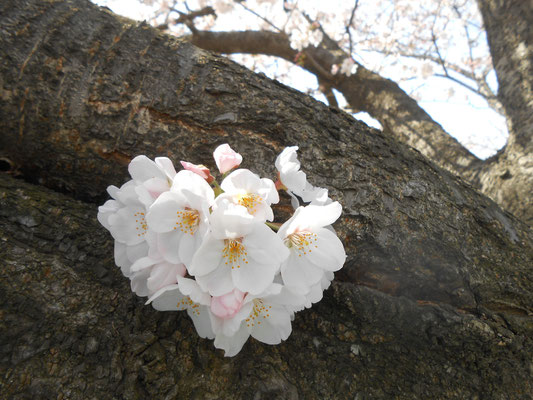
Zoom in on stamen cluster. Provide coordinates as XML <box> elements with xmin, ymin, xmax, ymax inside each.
<box><xmin>98</xmin><ymin>144</ymin><xmax>346</xmax><ymax>356</ymax></box>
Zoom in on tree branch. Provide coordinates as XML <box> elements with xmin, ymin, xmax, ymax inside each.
<box><xmin>189</xmin><ymin>29</ymin><xmax>481</xmax><ymax>177</ymax></box>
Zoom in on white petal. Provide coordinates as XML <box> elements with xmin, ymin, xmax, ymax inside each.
<box><xmin>130</xmin><ymin>269</ymin><xmax>151</xmax><ymax>297</ymax></box>
<box><xmin>188</xmin><ymin>235</ymin><xmax>224</xmax><ymax>276</ymax></box>
<box><xmin>281</xmin><ymin>252</ymin><xmax>324</xmax><ymax>289</ymax></box>
<box><xmin>220</xmin><ymin>169</ymin><xmax>258</xmax><ymax>193</ymax></box>
<box><xmin>146</xmin><ymin>263</ymin><xmax>186</xmax><ymax>293</ymax></box>
<box><xmin>146</xmin><ymin>191</ymin><xmax>184</xmax><ymax>233</ymax></box>
<box><xmin>108</xmin><ymin>206</ymin><xmax>147</xmax><ymax>245</ymax></box>
<box><xmin>126</xmin><ymin>241</ymin><xmax>149</xmax><ymax>264</ymax></box>
<box><xmin>178</xmin><ymin>232</ymin><xmax>198</xmax><ymax>266</ymax></box>
<box><xmin>97</xmin><ymin>200</ymin><xmax>120</xmax><ymax>230</ymax></box>
<box><xmin>146</xmin><ymin>284</ymin><xmax>183</xmax><ymax>310</ymax></box>
<box><xmin>187</xmin><ymin>306</ymin><xmax>215</xmax><ymax>339</ymax></box>
<box><xmin>195</xmin><ymin>263</ymin><xmax>235</xmax><ymax>297</ymax></box>
<box><xmin>299</xmin><ymin>202</ymin><xmax>342</xmax><ymax>230</ymax></box>
<box><xmin>244</xmin><ymin>223</ymin><xmax>289</xmax><ymax>264</ymax></box>
<box><xmin>309</xmin><ymin>228</ymin><xmax>346</xmax><ymax>271</ymax></box>
<box><xmin>171</xmin><ymin>170</ymin><xmax>215</xmax><ymax>205</ymax></box>
<box><xmin>214</xmin><ymin>323</ymin><xmax>251</xmax><ymax>357</ymax></box>
<box><xmin>155</xmin><ymin>157</ymin><xmax>177</xmax><ymax>179</ymax></box>
<box><xmin>129</xmin><ymin>155</ymin><xmax>166</xmax><ymax>182</ymax></box>
<box><xmin>130</xmin><ymin>256</ymin><xmax>156</xmax><ymax>273</ymax></box>
<box><xmin>209</xmin><ymin>199</ymin><xmax>255</xmax><ymax>239</ymax></box>
<box><xmin>157</xmin><ymin>231</ymin><xmax>182</xmax><ymax>264</ymax></box>
<box><xmin>232</xmin><ymin>259</ymin><xmax>277</xmax><ymax>295</ymax></box>
<box><xmin>251</xmin><ymin>304</ymin><xmax>292</xmax><ymax>344</ymax></box>
<box><xmin>114</xmin><ymin>241</ymin><xmax>131</xmax><ymax>277</ymax></box>
<box><xmin>176</xmin><ymin>276</ymin><xmax>211</xmax><ymax>306</ymax></box>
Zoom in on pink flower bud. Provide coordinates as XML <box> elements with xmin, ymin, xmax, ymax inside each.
<box><xmin>213</xmin><ymin>144</ymin><xmax>242</xmax><ymax>174</ymax></box>
<box><xmin>210</xmin><ymin>289</ymin><xmax>246</xmax><ymax>319</ymax></box>
<box><xmin>180</xmin><ymin>161</ymin><xmax>214</xmax><ymax>183</ymax></box>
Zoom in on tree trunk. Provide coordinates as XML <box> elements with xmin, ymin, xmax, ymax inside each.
<box><xmin>0</xmin><ymin>0</ymin><xmax>532</xmax><ymax>398</ymax></box>
<box><xmin>473</xmin><ymin>0</ymin><xmax>533</xmax><ymax>225</ymax></box>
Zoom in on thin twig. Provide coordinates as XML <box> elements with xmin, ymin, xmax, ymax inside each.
<box><xmin>345</xmin><ymin>0</ymin><xmax>359</xmax><ymax>57</ymax></box>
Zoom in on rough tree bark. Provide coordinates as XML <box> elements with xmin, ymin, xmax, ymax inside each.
<box><xmin>185</xmin><ymin>2</ymin><xmax>533</xmax><ymax>225</ymax></box>
<box><xmin>0</xmin><ymin>0</ymin><xmax>532</xmax><ymax>399</ymax></box>
<box><xmin>473</xmin><ymin>0</ymin><xmax>533</xmax><ymax>225</ymax></box>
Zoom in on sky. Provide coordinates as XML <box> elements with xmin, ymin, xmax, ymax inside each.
<box><xmin>91</xmin><ymin>0</ymin><xmax>508</xmax><ymax>160</ymax></box>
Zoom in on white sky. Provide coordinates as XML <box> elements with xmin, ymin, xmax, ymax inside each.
<box><xmin>92</xmin><ymin>0</ymin><xmax>508</xmax><ymax>160</ymax></box>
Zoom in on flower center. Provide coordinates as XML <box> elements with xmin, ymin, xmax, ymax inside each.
<box><xmin>134</xmin><ymin>211</ymin><xmax>148</xmax><ymax>237</ymax></box>
<box><xmin>222</xmin><ymin>238</ymin><xmax>248</xmax><ymax>270</ymax></box>
<box><xmin>174</xmin><ymin>208</ymin><xmax>200</xmax><ymax>235</ymax></box>
<box><xmin>245</xmin><ymin>298</ymin><xmax>272</xmax><ymax>327</ymax></box>
<box><xmin>237</xmin><ymin>193</ymin><xmax>263</xmax><ymax>215</ymax></box>
<box><xmin>285</xmin><ymin>231</ymin><xmax>318</xmax><ymax>256</ymax></box>
<box><xmin>177</xmin><ymin>296</ymin><xmax>201</xmax><ymax>316</ymax></box>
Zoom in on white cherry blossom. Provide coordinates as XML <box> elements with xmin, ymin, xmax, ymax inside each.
<box><xmin>275</xmin><ymin>146</ymin><xmax>331</xmax><ymax>207</ymax></box>
<box><xmin>128</xmin><ymin>155</ymin><xmax>176</xmax><ymax>207</ymax></box>
<box><xmin>211</xmin><ymin>283</ymin><xmax>303</xmax><ymax>357</ymax></box>
<box><xmin>146</xmin><ymin>170</ymin><xmax>214</xmax><ymax>266</ymax></box>
<box><xmin>146</xmin><ymin>277</ymin><xmax>214</xmax><ymax>339</ymax></box>
<box><xmin>218</xmin><ymin>168</ymin><xmax>279</xmax><ymax>222</ymax></box>
<box><xmin>189</xmin><ymin>199</ymin><xmax>289</xmax><ymax>296</ymax></box>
<box><xmin>278</xmin><ymin>202</ymin><xmax>346</xmax><ymax>294</ymax></box>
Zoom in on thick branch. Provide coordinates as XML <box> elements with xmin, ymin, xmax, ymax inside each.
<box><xmin>0</xmin><ymin>0</ymin><xmax>532</xmax><ymax>397</ymax></box>
<box><xmin>190</xmin><ymin>29</ymin><xmax>481</xmax><ymax>176</ymax></box>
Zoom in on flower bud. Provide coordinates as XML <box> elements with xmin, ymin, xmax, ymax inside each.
<box><xmin>213</xmin><ymin>144</ymin><xmax>243</xmax><ymax>174</ymax></box>
<box><xmin>210</xmin><ymin>289</ymin><xmax>246</xmax><ymax>319</ymax></box>
<box><xmin>180</xmin><ymin>161</ymin><xmax>214</xmax><ymax>183</ymax></box>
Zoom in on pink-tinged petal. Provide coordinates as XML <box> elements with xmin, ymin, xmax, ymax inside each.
<box><xmin>250</xmin><ymin>304</ymin><xmax>292</xmax><ymax>345</ymax></box>
<box><xmin>187</xmin><ymin>306</ymin><xmax>215</xmax><ymax>339</ymax></box>
<box><xmin>308</xmin><ymin>227</ymin><xmax>346</xmax><ymax>271</ymax></box>
<box><xmin>224</xmin><ymin>301</ymin><xmax>254</xmax><ymax>337</ymax></box>
<box><xmin>195</xmin><ymin>263</ymin><xmax>235</xmax><ymax>297</ymax></box>
<box><xmin>146</xmin><ymin>192</ymin><xmax>184</xmax><ymax>233</ymax></box>
<box><xmin>142</xmin><ymin>177</ymin><xmax>170</xmax><ymax>199</ymax></box>
<box><xmin>155</xmin><ymin>157</ymin><xmax>177</xmax><ymax>179</ymax></box>
<box><xmin>180</xmin><ymin>161</ymin><xmax>214</xmax><ymax>183</ymax></box>
<box><xmin>214</xmin><ymin>323</ymin><xmax>251</xmax><ymax>357</ymax></box>
<box><xmin>188</xmin><ymin>235</ymin><xmax>225</xmax><ymax>276</ymax></box>
<box><xmin>146</xmin><ymin>284</ymin><xmax>183</xmax><ymax>310</ymax></box>
<box><xmin>128</xmin><ymin>155</ymin><xmax>166</xmax><ymax>182</ymax></box>
<box><xmin>147</xmin><ymin>263</ymin><xmax>186</xmax><ymax>293</ymax></box>
<box><xmin>232</xmin><ymin>259</ymin><xmax>277</xmax><ymax>295</ymax></box>
<box><xmin>281</xmin><ymin>252</ymin><xmax>324</xmax><ymax>289</ymax></box>
<box><xmin>157</xmin><ymin>231</ymin><xmax>182</xmax><ymax>264</ymax></box>
<box><xmin>211</xmin><ymin>289</ymin><xmax>246</xmax><ymax>319</ymax></box>
<box><xmin>213</xmin><ymin>144</ymin><xmax>243</xmax><ymax>174</ymax></box>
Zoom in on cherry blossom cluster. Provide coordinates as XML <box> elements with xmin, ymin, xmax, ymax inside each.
<box><xmin>98</xmin><ymin>144</ymin><xmax>346</xmax><ymax>356</ymax></box>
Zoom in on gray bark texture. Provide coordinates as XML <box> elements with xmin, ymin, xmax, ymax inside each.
<box><xmin>0</xmin><ymin>0</ymin><xmax>532</xmax><ymax>399</ymax></box>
